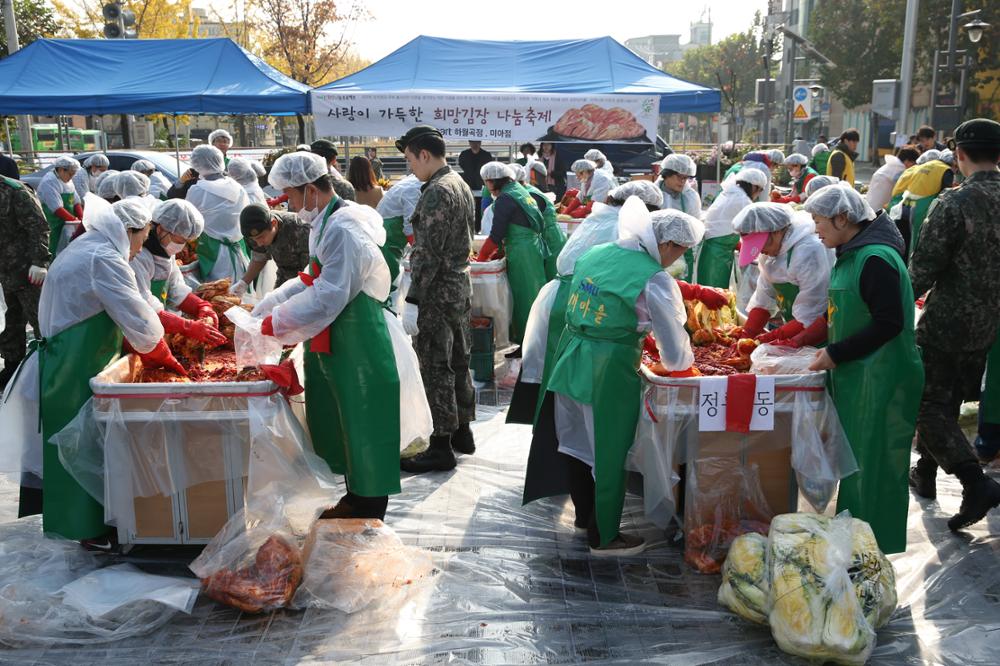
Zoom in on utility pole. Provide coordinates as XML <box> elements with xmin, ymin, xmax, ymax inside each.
<box><xmin>3</xmin><ymin>0</ymin><xmax>36</xmax><ymax>159</ymax></box>
<box><xmin>898</xmin><ymin>0</ymin><xmax>920</xmax><ymax>137</ymax></box>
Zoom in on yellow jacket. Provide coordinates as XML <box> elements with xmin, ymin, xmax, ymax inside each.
<box><xmin>826</xmin><ymin>149</ymin><xmax>856</xmax><ymax>185</ymax></box>
<box><xmin>891</xmin><ymin>161</ymin><xmax>951</xmax><ymax>199</ymax></box>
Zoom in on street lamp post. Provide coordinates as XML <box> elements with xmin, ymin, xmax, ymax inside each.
<box><xmin>929</xmin><ymin>4</ymin><xmax>989</xmax><ymax>131</ymax></box>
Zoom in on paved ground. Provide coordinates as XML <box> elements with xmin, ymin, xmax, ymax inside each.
<box><xmin>0</xmin><ymin>400</ymin><xmax>998</xmax><ymax>665</ymax></box>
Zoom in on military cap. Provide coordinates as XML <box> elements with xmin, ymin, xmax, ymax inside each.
<box><xmin>954</xmin><ymin>118</ymin><xmax>1000</xmax><ymax>148</ymax></box>
<box><xmin>310</xmin><ymin>139</ymin><xmax>338</xmax><ymax>159</ymax></box>
<box><xmin>240</xmin><ymin>202</ymin><xmax>273</xmax><ymax>238</ymax></box>
<box><xmin>395</xmin><ymin>125</ymin><xmax>443</xmax><ymax>153</ymax></box>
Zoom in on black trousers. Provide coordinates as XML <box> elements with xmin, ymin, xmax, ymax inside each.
<box><xmin>564</xmin><ymin>454</ymin><xmax>601</xmax><ymax>548</ymax></box>
<box><xmin>341</xmin><ymin>490</ymin><xmax>388</xmax><ymax>520</ymax></box>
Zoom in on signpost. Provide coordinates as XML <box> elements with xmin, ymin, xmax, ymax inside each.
<box><xmin>792</xmin><ymin>85</ymin><xmax>812</xmax><ymax>123</ymax></box>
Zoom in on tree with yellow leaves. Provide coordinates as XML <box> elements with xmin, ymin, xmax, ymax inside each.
<box><xmin>51</xmin><ymin>0</ymin><xmax>199</xmax><ymax>39</ymax></box>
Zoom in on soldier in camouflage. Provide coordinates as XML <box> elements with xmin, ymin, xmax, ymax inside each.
<box><xmin>0</xmin><ymin>176</ymin><xmax>50</xmax><ymax>390</ymax></box>
<box><xmin>232</xmin><ymin>203</ymin><xmax>312</xmax><ymax>296</ymax></box>
<box><xmin>908</xmin><ymin>118</ymin><xmax>1000</xmax><ymax>531</ymax></box>
<box><xmin>310</xmin><ymin>140</ymin><xmax>357</xmax><ymax>202</ymax></box>
<box><xmin>395</xmin><ymin>126</ymin><xmax>477</xmax><ymax>473</ymax></box>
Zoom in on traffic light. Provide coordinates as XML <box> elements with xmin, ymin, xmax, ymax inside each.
<box><xmin>102</xmin><ymin>3</ymin><xmax>136</xmax><ymax>39</ymax></box>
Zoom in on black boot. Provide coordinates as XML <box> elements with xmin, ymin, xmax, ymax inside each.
<box><xmin>451</xmin><ymin>422</ymin><xmax>475</xmax><ymax>455</ymax></box>
<box><xmin>908</xmin><ymin>457</ymin><xmax>938</xmax><ymax>500</ymax></box>
<box><xmin>401</xmin><ymin>435</ymin><xmax>457</xmax><ymax>473</ymax></box>
<box><xmin>948</xmin><ymin>465</ymin><xmax>1000</xmax><ymax>531</ymax></box>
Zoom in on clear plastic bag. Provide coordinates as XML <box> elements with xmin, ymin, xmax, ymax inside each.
<box><xmin>291</xmin><ymin>518</ymin><xmax>435</xmax><ymax>613</ymax></box>
<box><xmin>684</xmin><ymin>459</ymin><xmax>773</xmax><ymax>574</ymax></box>
<box><xmin>470</xmin><ymin>258</ymin><xmax>512</xmax><ymax>350</ymax></box>
<box><xmin>766</xmin><ymin>512</ymin><xmax>895</xmax><ymax>665</ymax></box>
<box><xmin>717</xmin><ymin>532</ymin><xmax>769</xmax><ymax>625</ymax></box>
<box><xmin>225</xmin><ymin>305</ymin><xmax>282</xmax><ymax>368</ymax></box>
<box><xmin>0</xmin><ymin>352</ymin><xmax>42</xmax><ymax>482</ymax></box>
<box><xmin>750</xmin><ymin>343</ymin><xmax>821</xmax><ymax>375</ymax></box>
<box><xmin>59</xmin><ymin>564</ymin><xmax>199</xmax><ymax>618</ymax></box>
<box><xmin>790</xmin><ymin>392</ymin><xmax>858</xmax><ymax>513</ymax></box>
<box><xmin>383</xmin><ymin>309</ymin><xmax>433</xmax><ymax>451</ymax></box>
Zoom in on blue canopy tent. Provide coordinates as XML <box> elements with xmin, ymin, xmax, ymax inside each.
<box><xmin>317</xmin><ymin>36</ymin><xmax>720</xmax><ymax>114</ymax></box>
<box><xmin>0</xmin><ymin>38</ymin><xmax>310</xmax><ymax>115</ymax></box>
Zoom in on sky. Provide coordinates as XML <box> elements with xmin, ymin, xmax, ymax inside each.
<box><xmin>345</xmin><ymin>0</ymin><xmax>770</xmax><ymax>63</ymax></box>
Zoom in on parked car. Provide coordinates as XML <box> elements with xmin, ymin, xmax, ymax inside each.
<box><xmin>21</xmin><ymin>150</ymin><xmax>191</xmax><ymax>191</ymax></box>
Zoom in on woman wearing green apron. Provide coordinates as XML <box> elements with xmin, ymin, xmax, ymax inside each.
<box><xmin>512</xmin><ymin>163</ymin><xmax>567</xmax><ymax>281</ymax></box>
<box><xmin>733</xmin><ymin>202</ymin><xmax>831</xmax><ymax>347</ymax></box>
<box><xmin>531</xmin><ymin>198</ymin><xmax>705</xmax><ymax>556</ymax></box>
<box><xmin>255</xmin><ymin>152</ymin><xmax>424</xmax><ymax>521</ymax></box>
<box><xmin>185</xmin><ymin>145</ymin><xmax>252</xmax><ymax>283</ymax></box>
<box><xmin>657</xmin><ymin>153</ymin><xmax>702</xmax><ymax>283</ymax></box>
<box><xmin>130</xmin><ymin>199</ymin><xmax>227</xmax><ymax>348</ymax></box>
<box><xmin>36</xmin><ymin>156</ymin><xmax>83</xmax><ymax>258</ymax></box>
<box><xmin>770</xmin><ymin>153</ymin><xmax>817</xmax><ymax>204</ymax></box>
<box><xmin>804</xmin><ymin>184</ymin><xmax>923</xmax><ymax>554</ymax></box>
<box><xmin>475</xmin><ymin>162</ymin><xmax>548</xmax><ymax>348</ymax></box>
<box><xmin>696</xmin><ymin>168</ymin><xmax>766</xmax><ymax>288</ymax></box>
<box><xmin>35</xmin><ymin>196</ymin><xmax>187</xmax><ymax>542</ymax></box>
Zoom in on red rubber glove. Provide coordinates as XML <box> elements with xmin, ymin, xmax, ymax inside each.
<box><xmin>757</xmin><ymin>319</ymin><xmax>805</xmax><ymax>343</ymax></box>
<box><xmin>668</xmin><ymin>367</ymin><xmax>701</xmax><ymax>378</ymax></box>
<box><xmin>179</xmin><ymin>293</ymin><xmax>219</xmax><ymax>328</ymax></box>
<box><xmin>158</xmin><ymin>311</ymin><xmax>227</xmax><ymax>347</ymax></box>
<box><xmin>559</xmin><ymin>189</ymin><xmax>580</xmax><ymax>207</ymax></box>
<box><xmin>138</xmin><ymin>339</ymin><xmax>188</xmax><ymax>377</ymax></box>
<box><xmin>73</xmin><ymin>203</ymin><xmax>84</xmax><ymax>218</ymax></box>
<box><xmin>771</xmin><ymin>193</ymin><xmax>801</xmax><ymax>204</ymax></box>
<box><xmin>642</xmin><ymin>333</ymin><xmax>659</xmax><ymax>359</ymax></box>
<box><xmin>787</xmin><ymin>316</ymin><xmax>828</xmax><ymax>348</ymax></box>
<box><xmin>261</xmin><ymin>315</ymin><xmax>274</xmax><ymax>337</ymax></box>
<box><xmin>676</xmin><ymin>281</ymin><xmax>728</xmax><ymax>310</ymax></box>
<box><xmin>563</xmin><ymin>198</ymin><xmax>581</xmax><ymax>215</ymax></box>
<box><xmin>569</xmin><ymin>202</ymin><xmax>592</xmax><ymax>218</ymax></box>
<box><xmin>266</xmin><ymin>193</ymin><xmax>289</xmax><ymax>207</ymax></box>
<box><xmin>736</xmin><ymin>307</ymin><xmax>771</xmax><ymax>339</ymax></box>
<box><xmin>769</xmin><ymin>339</ymin><xmax>801</xmax><ymax>348</ymax></box>
<box><xmin>476</xmin><ymin>237</ymin><xmax>499</xmax><ymax>262</ymax></box>
<box><xmin>54</xmin><ymin>207</ymin><xmax>78</xmax><ymax>222</ymax></box>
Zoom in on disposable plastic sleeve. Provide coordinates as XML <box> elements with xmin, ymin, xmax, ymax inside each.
<box><xmin>94</xmin><ymin>255</ymin><xmax>164</xmax><ymax>354</ymax></box>
<box><xmin>788</xmin><ymin>241</ymin><xmax>832</xmax><ymax>326</ymax></box>
<box><xmin>641</xmin><ymin>272</ymin><xmax>693</xmax><ymax>371</ymax></box>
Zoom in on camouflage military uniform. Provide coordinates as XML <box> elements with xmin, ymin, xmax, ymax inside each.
<box><xmin>909</xmin><ymin>170</ymin><xmax>1000</xmax><ymax>472</ymax></box>
<box><xmin>250</xmin><ymin>211</ymin><xmax>312</xmax><ymax>287</ymax></box>
<box><xmin>0</xmin><ymin>177</ymin><xmax>50</xmax><ymax>389</ymax></box>
<box><xmin>332</xmin><ymin>176</ymin><xmax>356</xmax><ymax>202</ymax></box>
<box><xmin>407</xmin><ymin>166</ymin><xmax>476</xmax><ymax>435</ymax></box>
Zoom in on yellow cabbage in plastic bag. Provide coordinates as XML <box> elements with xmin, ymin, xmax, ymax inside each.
<box><xmin>717</xmin><ymin>532</ymin><xmax>769</xmax><ymax>625</ymax></box>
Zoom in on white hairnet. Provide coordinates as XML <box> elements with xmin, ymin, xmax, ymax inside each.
<box><xmin>617</xmin><ymin>196</ymin><xmax>659</xmax><ymax>262</ymax></box>
<box><xmin>650</xmin><ymin>208</ymin><xmax>705</xmax><ymax>248</ymax></box>
<box><xmin>938</xmin><ymin>149</ymin><xmax>954</xmax><ymax>165</ymax></box>
<box><xmin>227</xmin><ymin>157</ymin><xmax>259</xmax><ymax>185</ymax></box>
<box><xmin>112</xmin><ymin>198</ymin><xmax>152</xmax><ymax>230</ymax></box>
<box><xmin>811</xmin><ymin>143</ymin><xmax>829</xmax><ymax>156</ymax></box>
<box><xmin>268</xmin><ymin>151</ymin><xmax>328</xmax><ymax>190</ymax></box>
<box><xmin>52</xmin><ymin>156</ymin><xmax>81</xmax><ymax>172</ymax></box>
<box><xmin>529</xmin><ymin>161</ymin><xmax>548</xmax><ymax>177</ymax></box>
<box><xmin>584</xmin><ymin>149</ymin><xmax>606</xmax><ymax>162</ymax></box>
<box><xmin>784</xmin><ymin>153</ymin><xmax>809</xmax><ymax>166</ymax></box>
<box><xmin>916</xmin><ymin>149</ymin><xmax>941</xmax><ymax>165</ymax></box>
<box><xmin>251</xmin><ymin>161</ymin><xmax>267</xmax><ymax>177</ymax></box>
<box><xmin>767</xmin><ymin>149</ymin><xmax>785</xmax><ymax>165</ymax></box>
<box><xmin>480</xmin><ymin>161</ymin><xmax>514</xmax><ymax>181</ymax></box>
<box><xmin>208</xmin><ymin>129</ymin><xmax>233</xmax><ymax>145</ymax></box>
<box><xmin>95</xmin><ymin>170</ymin><xmax>119</xmax><ymax>199</ymax></box>
<box><xmin>804</xmin><ymin>183</ymin><xmax>876</xmax><ymax>223</ymax></box>
<box><xmin>609</xmin><ymin>180</ymin><xmax>663</xmax><ymax>208</ymax></box>
<box><xmin>130</xmin><ymin>159</ymin><xmax>155</xmax><ymax>174</ymax></box>
<box><xmin>113</xmin><ymin>170</ymin><xmax>150</xmax><ymax>199</ymax></box>
<box><xmin>735</xmin><ymin>167</ymin><xmax>769</xmax><ymax>189</ymax></box>
<box><xmin>190</xmin><ymin>144</ymin><xmax>225</xmax><ymax>176</ymax></box>
<box><xmin>660</xmin><ymin>153</ymin><xmax>697</xmax><ymax>177</ymax></box>
<box><xmin>153</xmin><ymin>199</ymin><xmax>204</xmax><ymax>239</ymax></box>
<box><xmin>509</xmin><ymin>164</ymin><xmax>527</xmax><ymax>183</ymax></box>
<box><xmin>804</xmin><ymin>175</ymin><xmax>839</xmax><ymax>198</ymax></box>
<box><xmin>572</xmin><ymin>159</ymin><xmax>596</xmax><ymax>173</ymax></box>
<box><xmin>732</xmin><ymin>202</ymin><xmax>794</xmax><ymax>234</ymax></box>
<box><xmin>83</xmin><ymin>154</ymin><xmax>109</xmax><ymax>169</ymax></box>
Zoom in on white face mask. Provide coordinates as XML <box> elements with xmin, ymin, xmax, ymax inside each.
<box><xmin>297</xmin><ymin>186</ymin><xmax>320</xmax><ymax>224</ymax></box>
<box><xmin>163</xmin><ymin>241</ymin><xmax>186</xmax><ymax>256</ymax></box>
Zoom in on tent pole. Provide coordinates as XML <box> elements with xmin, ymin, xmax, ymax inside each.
<box><xmin>715</xmin><ymin>114</ymin><xmax>721</xmax><ymax>184</ymax></box>
<box><xmin>173</xmin><ymin>114</ymin><xmax>181</xmax><ymax>175</ymax></box>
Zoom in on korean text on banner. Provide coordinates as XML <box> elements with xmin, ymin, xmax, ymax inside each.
<box><xmin>311</xmin><ymin>92</ymin><xmax>660</xmax><ymax>144</ymax></box>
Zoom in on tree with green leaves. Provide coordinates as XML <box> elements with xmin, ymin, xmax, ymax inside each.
<box><xmin>0</xmin><ymin>0</ymin><xmax>61</xmax><ymax>57</ymax></box>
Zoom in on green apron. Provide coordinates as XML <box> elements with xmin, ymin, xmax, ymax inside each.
<box><xmin>982</xmin><ymin>332</ymin><xmax>1000</xmax><ymax>424</ymax></box>
<box><xmin>43</xmin><ymin>190</ymin><xmax>75</xmax><ymax>258</ymax></box>
<box><xmin>546</xmin><ymin>244</ymin><xmax>662</xmax><ymax>545</ymax></box>
<box><xmin>197</xmin><ymin>233</ymin><xmax>249</xmax><ymax>282</ymax></box>
<box><xmin>696</xmin><ymin>234</ymin><xmax>739</xmax><ymax>288</ymax></box>
<box><xmin>499</xmin><ymin>182</ymin><xmax>549</xmax><ymax>345</ymax></box>
<box><xmin>150</xmin><ymin>278</ymin><xmax>168</xmax><ymax>305</ymax></box>
<box><xmin>304</xmin><ymin>204</ymin><xmax>401</xmax><ymax>497</ymax></box>
<box><xmin>905</xmin><ymin>195</ymin><xmax>937</xmax><ymax>259</ymax></box>
<box><xmin>772</xmin><ymin>247</ymin><xmax>799</xmax><ymax>323</ymax></box>
<box><xmin>40</xmin><ymin>312</ymin><xmax>122</xmax><ymax>539</ymax></box>
<box><xmin>380</xmin><ymin>216</ymin><xmax>407</xmax><ymax>288</ymax></box>
<box><xmin>526</xmin><ymin>184</ymin><xmax>566</xmax><ymax>281</ymax></box>
<box><xmin>828</xmin><ymin>244</ymin><xmax>923</xmax><ymax>554</ymax></box>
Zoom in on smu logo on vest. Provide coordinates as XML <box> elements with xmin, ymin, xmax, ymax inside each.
<box><xmin>579</xmin><ymin>278</ymin><xmax>600</xmax><ymax>296</ymax></box>
<box><xmin>567</xmin><ymin>278</ymin><xmax>608</xmax><ymax>325</ymax></box>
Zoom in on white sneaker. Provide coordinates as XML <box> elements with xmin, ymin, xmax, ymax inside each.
<box><xmin>589</xmin><ymin>533</ymin><xmax>646</xmax><ymax>558</ymax></box>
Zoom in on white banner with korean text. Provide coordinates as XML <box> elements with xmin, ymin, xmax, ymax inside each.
<box><xmin>311</xmin><ymin>91</ymin><xmax>659</xmax><ymax>143</ymax></box>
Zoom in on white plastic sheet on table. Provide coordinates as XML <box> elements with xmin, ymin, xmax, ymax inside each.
<box><xmin>628</xmin><ymin>367</ymin><xmax>858</xmax><ymax>528</ymax></box>
<box><xmin>396</xmin><ymin>257</ymin><xmax>513</xmax><ymax>350</ymax></box>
